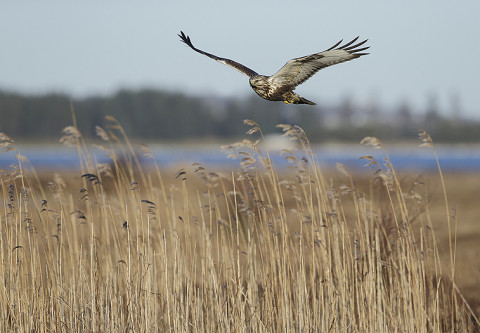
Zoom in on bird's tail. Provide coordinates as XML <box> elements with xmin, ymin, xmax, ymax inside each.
<box><xmin>294</xmin><ymin>96</ymin><xmax>316</xmax><ymax>105</ymax></box>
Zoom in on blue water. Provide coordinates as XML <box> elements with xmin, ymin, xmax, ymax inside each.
<box><xmin>1</xmin><ymin>144</ymin><xmax>480</xmax><ymax>171</ymax></box>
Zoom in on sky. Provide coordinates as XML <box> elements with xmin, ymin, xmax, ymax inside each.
<box><xmin>1</xmin><ymin>1</ymin><xmax>480</xmax><ymax>118</ymax></box>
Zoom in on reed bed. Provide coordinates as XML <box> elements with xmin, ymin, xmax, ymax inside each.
<box><xmin>0</xmin><ymin>117</ymin><xmax>478</xmax><ymax>332</ymax></box>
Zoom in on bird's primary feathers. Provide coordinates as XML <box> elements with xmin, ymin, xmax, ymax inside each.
<box><xmin>178</xmin><ymin>31</ymin><xmax>369</xmax><ymax>106</ymax></box>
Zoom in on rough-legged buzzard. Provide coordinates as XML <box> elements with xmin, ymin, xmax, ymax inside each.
<box><xmin>178</xmin><ymin>31</ymin><xmax>369</xmax><ymax>105</ymax></box>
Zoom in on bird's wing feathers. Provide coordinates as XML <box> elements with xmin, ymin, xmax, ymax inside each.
<box><xmin>178</xmin><ymin>31</ymin><xmax>258</xmax><ymax>78</ymax></box>
<box><xmin>269</xmin><ymin>37</ymin><xmax>369</xmax><ymax>88</ymax></box>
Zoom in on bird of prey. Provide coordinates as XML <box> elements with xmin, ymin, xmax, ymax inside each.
<box><xmin>178</xmin><ymin>31</ymin><xmax>369</xmax><ymax>105</ymax></box>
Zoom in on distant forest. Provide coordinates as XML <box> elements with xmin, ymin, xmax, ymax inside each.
<box><xmin>1</xmin><ymin>88</ymin><xmax>479</xmax><ymax>143</ymax></box>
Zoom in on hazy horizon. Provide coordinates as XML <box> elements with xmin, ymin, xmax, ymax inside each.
<box><xmin>1</xmin><ymin>1</ymin><xmax>480</xmax><ymax>118</ymax></box>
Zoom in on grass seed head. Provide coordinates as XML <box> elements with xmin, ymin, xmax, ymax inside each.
<box><xmin>360</xmin><ymin>136</ymin><xmax>384</xmax><ymax>149</ymax></box>
<box><xmin>418</xmin><ymin>129</ymin><xmax>434</xmax><ymax>147</ymax></box>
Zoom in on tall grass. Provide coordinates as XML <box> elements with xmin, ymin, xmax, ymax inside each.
<box><xmin>0</xmin><ymin>117</ymin><xmax>478</xmax><ymax>332</ymax></box>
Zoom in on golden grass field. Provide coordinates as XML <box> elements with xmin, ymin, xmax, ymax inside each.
<box><xmin>0</xmin><ymin>117</ymin><xmax>479</xmax><ymax>331</ymax></box>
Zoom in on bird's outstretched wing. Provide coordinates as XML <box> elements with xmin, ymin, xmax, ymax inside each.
<box><xmin>269</xmin><ymin>37</ymin><xmax>369</xmax><ymax>88</ymax></box>
<box><xmin>178</xmin><ymin>31</ymin><xmax>258</xmax><ymax>78</ymax></box>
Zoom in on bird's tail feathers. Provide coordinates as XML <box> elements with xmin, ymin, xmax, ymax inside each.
<box><xmin>294</xmin><ymin>96</ymin><xmax>316</xmax><ymax>105</ymax></box>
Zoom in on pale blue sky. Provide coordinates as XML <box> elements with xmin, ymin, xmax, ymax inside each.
<box><xmin>1</xmin><ymin>1</ymin><xmax>479</xmax><ymax>118</ymax></box>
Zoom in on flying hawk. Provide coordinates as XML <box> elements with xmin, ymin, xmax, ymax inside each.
<box><xmin>178</xmin><ymin>31</ymin><xmax>369</xmax><ymax>105</ymax></box>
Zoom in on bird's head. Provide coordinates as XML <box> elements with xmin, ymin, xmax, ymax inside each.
<box><xmin>249</xmin><ymin>75</ymin><xmax>266</xmax><ymax>88</ymax></box>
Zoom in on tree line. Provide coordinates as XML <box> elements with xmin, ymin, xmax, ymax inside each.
<box><xmin>0</xmin><ymin>89</ymin><xmax>478</xmax><ymax>143</ymax></box>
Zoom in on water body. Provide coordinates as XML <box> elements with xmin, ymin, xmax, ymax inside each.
<box><xmin>1</xmin><ymin>144</ymin><xmax>480</xmax><ymax>172</ymax></box>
